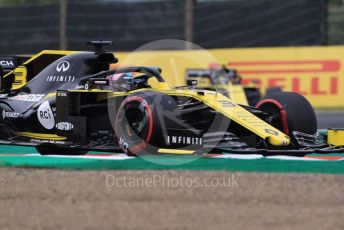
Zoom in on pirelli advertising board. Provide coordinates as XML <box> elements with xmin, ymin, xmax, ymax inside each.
<box><xmin>116</xmin><ymin>46</ymin><xmax>344</xmax><ymax>108</ymax></box>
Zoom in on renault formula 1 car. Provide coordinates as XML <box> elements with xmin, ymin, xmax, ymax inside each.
<box><xmin>186</xmin><ymin>65</ymin><xmax>281</xmax><ymax>106</ymax></box>
<box><xmin>0</xmin><ymin>41</ymin><xmax>342</xmax><ymax>156</ymax></box>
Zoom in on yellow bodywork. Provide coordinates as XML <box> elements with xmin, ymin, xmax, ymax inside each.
<box><xmin>11</xmin><ymin>66</ymin><xmax>28</xmax><ymax>90</ymax></box>
<box><xmin>223</xmin><ymin>84</ymin><xmax>249</xmax><ymax>105</ymax></box>
<box><xmin>73</xmin><ymin>82</ymin><xmax>290</xmax><ymax>147</ymax></box>
<box><xmin>18</xmin><ymin>132</ymin><xmax>67</xmax><ymax>141</ymax></box>
<box><xmin>328</xmin><ymin>129</ymin><xmax>344</xmax><ymax>146</ymax></box>
<box><xmin>148</xmin><ymin>82</ymin><xmax>288</xmax><ymax>146</ymax></box>
<box><xmin>158</xmin><ymin>149</ymin><xmax>195</xmax><ymax>154</ymax></box>
<box><xmin>158</xmin><ymin>86</ymin><xmax>290</xmax><ymax>147</ymax></box>
<box><xmin>194</xmin><ymin>83</ymin><xmax>250</xmax><ymax>106</ymax></box>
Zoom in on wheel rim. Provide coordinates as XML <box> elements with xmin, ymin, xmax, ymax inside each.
<box><xmin>122</xmin><ymin>103</ymin><xmax>149</xmax><ymax>143</ymax></box>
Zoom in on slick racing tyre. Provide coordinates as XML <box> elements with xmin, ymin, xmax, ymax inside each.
<box><xmin>115</xmin><ymin>91</ymin><xmax>180</xmax><ymax>156</ymax></box>
<box><xmin>36</xmin><ymin>145</ymin><xmax>88</xmax><ymax>155</ymax></box>
<box><xmin>256</xmin><ymin>92</ymin><xmax>317</xmax><ymax>135</ymax></box>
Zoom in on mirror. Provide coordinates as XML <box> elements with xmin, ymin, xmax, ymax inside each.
<box><xmin>187</xmin><ymin>79</ymin><xmax>198</xmax><ymax>87</ymax></box>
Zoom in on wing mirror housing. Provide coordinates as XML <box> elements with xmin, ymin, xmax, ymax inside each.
<box><xmin>84</xmin><ymin>78</ymin><xmax>110</xmax><ymax>90</ymax></box>
<box><xmin>187</xmin><ymin>79</ymin><xmax>198</xmax><ymax>87</ymax></box>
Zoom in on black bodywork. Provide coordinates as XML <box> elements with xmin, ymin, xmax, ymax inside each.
<box><xmin>0</xmin><ymin>46</ymin><xmax>123</xmax><ymax>152</ymax></box>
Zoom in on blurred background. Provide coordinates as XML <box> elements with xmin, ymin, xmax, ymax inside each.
<box><xmin>0</xmin><ymin>0</ymin><xmax>343</xmax><ymax>54</ymax></box>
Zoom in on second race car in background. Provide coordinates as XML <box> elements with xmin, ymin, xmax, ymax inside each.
<box><xmin>185</xmin><ymin>64</ymin><xmax>281</xmax><ymax>106</ymax></box>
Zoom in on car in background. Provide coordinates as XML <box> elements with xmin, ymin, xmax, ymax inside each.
<box><xmin>186</xmin><ymin>64</ymin><xmax>281</xmax><ymax>106</ymax></box>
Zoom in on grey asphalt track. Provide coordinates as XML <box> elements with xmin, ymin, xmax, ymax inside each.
<box><xmin>316</xmin><ymin>111</ymin><xmax>344</xmax><ymax>129</ymax></box>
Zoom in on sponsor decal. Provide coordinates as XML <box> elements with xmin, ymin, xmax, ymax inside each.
<box><xmin>0</xmin><ymin>60</ymin><xmax>14</xmax><ymax>67</ymax></box>
<box><xmin>119</xmin><ymin>138</ymin><xmax>129</xmax><ymax>152</ymax></box>
<box><xmin>166</xmin><ymin>135</ymin><xmax>203</xmax><ymax>145</ymax></box>
<box><xmin>56</xmin><ymin>61</ymin><xmax>70</xmax><ymax>72</ymax></box>
<box><xmin>265</xmin><ymin>128</ymin><xmax>278</xmax><ymax>136</ymax></box>
<box><xmin>13</xmin><ymin>94</ymin><xmax>45</xmax><ymax>102</ymax></box>
<box><xmin>30</xmin><ymin>139</ymin><xmax>65</xmax><ymax>144</ymax></box>
<box><xmin>129</xmin><ymin>142</ymin><xmax>147</xmax><ymax>155</ymax></box>
<box><xmin>57</xmin><ymin>92</ymin><xmax>67</xmax><ymax>97</ymax></box>
<box><xmin>118</xmin><ymin>138</ymin><xmax>147</xmax><ymax>155</ymax></box>
<box><xmin>228</xmin><ymin>60</ymin><xmax>340</xmax><ymax>97</ymax></box>
<box><xmin>37</xmin><ymin>101</ymin><xmax>55</xmax><ymax>129</ymax></box>
<box><xmin>56</xmin><ymin>122</ymin><xmax>74</xmax><ymax>131</ymax></box>
<box><xmin>218</xmin><ymin>100</ymin><xmax>235</xmax><ymax>107</ymax></box>
<box><xmin>46</xmin><ymin>75</ymin><xmax>75</xmax><ymax>82</ymax></box>
<box><xmin>2</xmin><ymin>110</ymin><xmax>19</xmax><ymax>119</ymax></box>
<box><xmin>74</xmin><ymin>85</ymin><xmax>85</xmax><ymax>90</ymax></box>
<box><xmin>94</xmin><ymin>80</ymin><xmax>108</xmax><ymax>85</ymax></box>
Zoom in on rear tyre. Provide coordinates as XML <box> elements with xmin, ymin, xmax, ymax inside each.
<box><xmin>36</xmin><ymin>146</ymin><xmax>88</xmax><ymax>155</ymax></box>
<box><xmin>256</xmin><ymin>92</ymin><xmax>317</xmax><ymax>135</ymax></box>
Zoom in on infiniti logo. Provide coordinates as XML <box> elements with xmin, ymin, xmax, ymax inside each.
<box><xmin>56</xmin><ymin>61</ymin><xmax>70</xmax><ymax>72</ymax></box>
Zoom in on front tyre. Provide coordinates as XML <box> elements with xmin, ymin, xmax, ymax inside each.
<box><xmin>115</xmin><ymin>92</ymin><xmax>179</xmax><ymax>156</ymax></box>
<box><xmin>244</xmin><ymin>87</ymin><xmax>261</xmax><ymax>106</ymax></box>
<box><xmin>256</xmin><ymin>92</ymin><xmax>317</xmax><ymax>135</ymax></box>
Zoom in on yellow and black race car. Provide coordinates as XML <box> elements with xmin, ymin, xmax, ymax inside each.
<box><xmin>185</xmin><ymin>65</ymin><xmax>281</xmax><ymax>106</ymax></box>
<box><xmin>0</xmin><ymin>42</ymin><xmax>341</xmax><ymax>156</ymax></box>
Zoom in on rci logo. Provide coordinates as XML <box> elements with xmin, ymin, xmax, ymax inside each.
<box><xmin>37</xmin><ymin>101</ymin><xmax>55</xmax><ymax>129</ymax></box>
<box><xmin>56</xmin><ymin>61</ymin><xmax>70</xmax><ymax>72</ymax></box>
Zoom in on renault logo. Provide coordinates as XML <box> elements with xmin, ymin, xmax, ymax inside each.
<box><xmin>56</xmin><ymin>61</ymin><xmax>70</xmax><ymax>72</ymax></box>
<box><xmin>265</xmin><ymin>128</ymin><xmax>279</xmax><ymax>136</ymax></box>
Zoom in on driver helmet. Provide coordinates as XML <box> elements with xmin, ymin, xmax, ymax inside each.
<box><xmin>107</xmin><ymin>72</ymin><xmax>133</xmax><ymax>86</ymax></box>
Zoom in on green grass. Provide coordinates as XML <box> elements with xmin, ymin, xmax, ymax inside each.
<box><xmin>0</xmin><ymin>145</ymin><xmax>344</xmax><ymax>174</ymax></box>
<box><xmin>1</xmin><ymin>154</ymin><xmax>344</xmax><ymax>174</ymax></box>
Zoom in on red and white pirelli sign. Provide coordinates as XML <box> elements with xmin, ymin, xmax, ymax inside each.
<box><xmin>212</xmin><ymin>46</ymin><xmax>344</xmax><ymax>108</ymax></box>
<box><xmin>229</xmin><ymin>60</ymin><xmax>339</xmax><ymax>96</ymax></box>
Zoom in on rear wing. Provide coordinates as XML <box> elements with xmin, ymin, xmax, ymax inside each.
<box><xmin>185</xmin><ymin>69</ymin><xmax>212</xmax><ymax>78</ymax></box>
